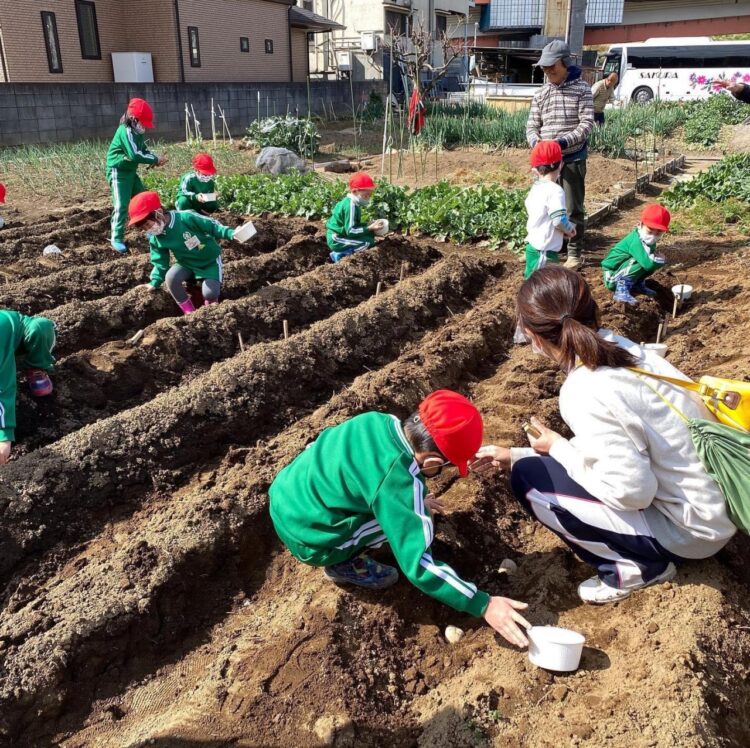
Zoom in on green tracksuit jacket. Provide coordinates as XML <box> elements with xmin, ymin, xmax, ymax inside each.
<box><xmin>0</xmin><ymin>310</ymin><xmax>56</xmax><ymax>442</ymax></box>
<box><xmin>601</xmin><ymin>229</ymin><xmax>666</xmax><ymax>290</ymax></box>
<box><xmin>175</xmin><ymin>172</ymin><xmax>219</xmax><ymax>213</ymax></box>
<box><xmin>269</xmin><ymin>412</ymin><xmax>491</xmax><ymax>617</ymax></box>
<box><xmin>325</xmin><ymin>195</ymin><xmax>375</xmax><ymax>252</ymax></box>
<box><xmin>148</xmin><ymin>211</ymin><xmax>234</xmax><ymax>288</ymax></box>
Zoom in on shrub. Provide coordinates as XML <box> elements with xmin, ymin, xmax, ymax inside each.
<box><xmin>246</xmin><ymin>115</ymin><xmax>320</xmax><ymax>158</ymax></box>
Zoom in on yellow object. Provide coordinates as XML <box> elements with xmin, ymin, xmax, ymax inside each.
<box><xmin>629</xmin><ymin>368</ymin><xmax>750</xmax><ymax>433</ymax></box>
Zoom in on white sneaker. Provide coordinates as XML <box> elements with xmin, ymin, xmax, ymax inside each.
<box><xmin>577</xmin><ymin>562</ymin><xmax>676</xmax><ymax>604</ymax></box>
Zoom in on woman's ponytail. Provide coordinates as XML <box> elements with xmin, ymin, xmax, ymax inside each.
<box><xmin>517</xmin><ymin>267</ymin><xmax>637</xmax><ymax>371</ymax></box>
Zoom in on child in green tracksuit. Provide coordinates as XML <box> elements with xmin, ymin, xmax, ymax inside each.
<box><xmin>0</xmin><ymin>310</ymin><xmax>56</xmax><ymax>465</ymax></box>
<box><xmin>106</xmin><ymin>98</ymin><xmax>166</xmax><ymax>254</ymax></box>
<box><xmin>269</xmin><ymin>390</ymin><xmax>532</xmax><ymax>648</ymax></box>
<box><xmin>128</xmin><ymin>191</ymin><xmax>250</xmax><ymax>314</ymax></box>
<box><xmin>175</xmin><ymin>153</ymin><xmax>219</xmax><ymax>214</ymax></box>
<box><xmin>326</xmin><ymin>171</ymin><xmax>384</xmax><ymax>263</ymax></box>
<box><xmin>0</xmin><ymin>183</ymin><xmax>6</xmax><ymax>229</ymax></box>
<box><xmin>602</xmin><ymin>204</ymin><xmax>671</xmax><ymax>305</ymax></box>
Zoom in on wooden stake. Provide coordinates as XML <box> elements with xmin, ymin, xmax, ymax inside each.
<box><xmin>446</xmin><ymin>305</ymin><xmax>456</xmax><ymax>317</ymax></box>
<box><xmin>283</xmin><ymin>320</ymin><xmax>289</xmax><ymax>339</ymax></box>
<box><xmin>672</xmin><ymin>293</ymin><xmax>679</xmax><ymax>319</ymax></box>
<box><xmin>211</xmin><ymin>98</ymin><xmax>217</xmax><ymax>145</ymax></box>
<box><xmin>376</xmin><ymin>281</ymin><xmax>383</xmax><ymax>296</ymax></box>
<box><xmin>238</xmin><ymin>332</ymin><xmax>245</xmax><ymax>352</ymax></box>
<box><xmin>655</xmin><ymin>322</ymin><xmax>664</xmax><ymax>344</ymax></box>
<box><xmin>399</xmin><ymin>261</ymin><xmax>407</xmax><ymax>282</ymax></box>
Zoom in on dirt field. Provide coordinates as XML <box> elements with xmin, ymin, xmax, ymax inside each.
<box><xmin>0</xmin><ymin>158</ymin><xmax>749</xmax><ymax>748</ymax></box>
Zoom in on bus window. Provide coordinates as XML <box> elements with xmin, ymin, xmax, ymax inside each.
<box><xmin>603</xmin><ymin>50</ymin><xmax>621</xmax><ymax>76</ymax></box>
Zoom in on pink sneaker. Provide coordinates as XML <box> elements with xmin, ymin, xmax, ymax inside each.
<box><xmin>177</xmin><ymin>298</ymin><xmax>196</xmax><ymax>315</ymax></box>
<box><xmin>26</xmin><ymin>369</ymin><xmax>53</xmax><ymax>397</ymax></box>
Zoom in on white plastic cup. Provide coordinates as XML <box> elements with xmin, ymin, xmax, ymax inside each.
<box><xmin>643</xmin><ymin>343</ymin><xmax>668</xmax><ymax>358</ymax></box>
<box><xmin>672</xmin><ymin>284</ymin><xmax>693</xmax><ymax>300</ymax></box>
<box><xmin>233</xmin><ymin>221</ymin><xmax>257</xmax><ymax>243</ymax></box>
<box><xmin>199</xmin><ymin>192</ymin><xmax>218</xmax><ymax>202</ymax></box>
<box><xmin>527</xmin><ymin>626</ymin><xmax>585</xmax><ymax>672</ymax></box>
<box><xmin>374</xmin><ymin>218</ymin><xmax>390</xmax><ymax>236</ymax></box>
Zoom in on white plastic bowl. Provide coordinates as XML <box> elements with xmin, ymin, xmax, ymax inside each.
<box><xmin>374</xmin><ymin>218</ymin><xmax>389</xmax><ymax>236</ymax></box>
<box><xmin>643</xmin><ymin>343</ymin><xmax>668</xmax><ymax>358</ymax></box>
<box><xmin>528</xmin><ymin>626</ymin><xmax>585</xmax><ymax>672</ymax></box>
<box><xmin>233</xmin><ymin>221</ymin><xmax>257</xmax><ymax>243</ymax></box>
<box><xmin>672</xmin><ymin>284</ymin><xmax>693</xmax><ymax>300</ymax></box>
<box><xmin>200</xmin><ymin>192</ymin><xmax>218</xmax><ymax>202</ymax></box>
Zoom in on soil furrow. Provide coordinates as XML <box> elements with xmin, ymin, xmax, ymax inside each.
<box><xmin>0</xmin><ymin>253</ymin><xmax>504</xmax><ymax>585</ymax></box>
<box><xmin>0</xmin><ymin>278</ymin><xmax>513</xmax><ymax>743</ymax></box>
<box><xmin>23</xmin><ymin>240</ymin><xmax>438</xmax><ymax>449</ymax></box>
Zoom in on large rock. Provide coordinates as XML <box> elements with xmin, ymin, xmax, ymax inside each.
<box><xmin>255</xmin><ymin>146</ymin><xmax>307</xmax><ymax>175</ymax></box>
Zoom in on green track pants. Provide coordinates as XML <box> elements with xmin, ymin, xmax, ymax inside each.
<box><xmin>108</xmin><ymin>169</ymin><xmax>145</xmax><ymax>245</ymax></box>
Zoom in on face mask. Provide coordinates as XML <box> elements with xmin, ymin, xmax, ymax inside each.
<box><xmin>196</xmin><ymin>173</ymin><xmax>213</xmax><ymax>183</ymax></box>
<box><xmin>638</xmin><ymin>226</ymin><xmax>660</xmax><ymax>246</ymax></box>
<box><xmin>146</xmin><ymin>220</ymin><xmax>166</xmax><ymax>238</ymax></box>
<box><xmin>133</xmin><ymin>121</ymin><xmax>146</xmax><ymax>135</ymax></box>
<box><xmin>351</xmin><ymin>193</ymin><xmax>370</xmax><ymax>207</ymax></box>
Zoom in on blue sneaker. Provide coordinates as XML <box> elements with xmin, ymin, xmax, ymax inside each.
<box><xmin>329</xmin><ymin>251</ymin><xmax>344</xmax><ymax>263</ymax></box>
<box><xmin>324</xmin><ymin>554</ymin><xmax>399</xmax><ymax>590</ymax></box>
<box><xmin>111</xmin><ymin>241</ymin><xmax>128</xmax><ymax>253</ymax></box>
<box><xmin>632</xmin><ymin>280</ymin><xmax>657</xmax><ymax>297</ymax></box>
<box><xmin>613</xmin><ymin>278</ymin><xmax>638</xmax><ymax>305</ymax></box>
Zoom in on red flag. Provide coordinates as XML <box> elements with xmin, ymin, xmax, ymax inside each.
<box><xmin>408</xmin><ymin>89</ymin><xmax>426</xmax><ymax>135</ymax></box>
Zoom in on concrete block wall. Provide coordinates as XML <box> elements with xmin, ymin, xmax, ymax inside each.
<box><xmin>0</xmin><ymin>80</ymin><xmax>385</xmax><ymax>146</ymax></box>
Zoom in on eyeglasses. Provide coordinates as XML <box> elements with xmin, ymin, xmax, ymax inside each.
<box><xmin>421</xmin><ymin>457</ymin><xmax>455</xmax><ymax>478</ymax></box>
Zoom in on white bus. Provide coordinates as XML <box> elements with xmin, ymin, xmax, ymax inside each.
<box><xmin>602</xmin><ymin>38</ymin><xmax>750</xmax><ymax>104</ymax></box>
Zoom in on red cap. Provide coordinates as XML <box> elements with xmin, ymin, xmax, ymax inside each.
<box><xmin>641</xmin><ymin>204</ymin><xmax>671</xmax><ymax>232</ymax></box>
<box><xmin>0</xmin><ymin>183</ymin><xmax>5</xmax><ymax>204</ymax></box>
<box><xmin>530</xmin><ymin>140</ymin><xmax>563</xmax><ymax>168</ymax></box>
<box><xmin>348</xmin><ymin>172</ymin><xmax>375</xmax><ymax>191</ymax></box>
<box><xmin>418</xmin><ymin>390</ymin><xmax>483</xmax><ymax>477</ymax></box>
<box><xmin>128</xmin><ymin>191</ymin><xmax>162</xmax><ymax>226</ymax></box>
<box><xmin>192</xmin><ymin>153</ymin><xmax>217</xmax><ymax>175</ymax></box>
<box><xmin>127</xmin><ymin>98</ymin><xmax>154</xmax><ymax>129</ymax></box>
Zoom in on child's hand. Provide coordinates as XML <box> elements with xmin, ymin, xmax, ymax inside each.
<box><xmin>368</xmin><ymin>219</ymin><xmax>385</xmax><ymax>231</ymax></box>
<box><xmin>424</xmin><ymin>493</ymin><xmax>446</xmax><ymax>514</ymax></box>
<box><xmin>526</xmin><ymin>416</ymin><xmax>562</xmax><ymax>454</ymax></box>
<box><xmin>565</xmin><ymin>226</ymin><xmax>577</xmax><ymax>239</ymax></box>
<box><xmin>157</xmin><ymin>155</ymin><xmax>168</xmax><ymax>166</ymax></box>
<box><xmin>0</xmin><ymin>440</ymin><xmax>11</xmax><ymax>465</ymax></box>
<box><xmin>469</xmin><ymin>445</ymin><xmax>511</xmax><ymax>473</ymax></box>
<box><xmin>140</xmin><ymin>283</ymin><xmax>159</xmax><ymax>293</ymax></box>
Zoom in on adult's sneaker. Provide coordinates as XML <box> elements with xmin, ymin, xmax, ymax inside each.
<box><xmin>26</xmin><ymin>369</ymin><xmax>53</xmax><ymax>397</ymax></box>
<box><xmin>324</xmin><ymin>553</ymin><xmax>399</xmax><ymax>590</ymax></box>
<box><xmin>578</xmin><ymin>562</ymin><xmax>676</xmax><ymax>604</ymax></box>
<box><xmin>563</xmin><ymin>256</ymin><xmax>582</xmax><ymax>270</ymax></box>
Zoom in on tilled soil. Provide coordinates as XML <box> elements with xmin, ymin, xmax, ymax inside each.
<box><xmin>1</xmin><ymin>162</ymin><xmax>750</xmax><ymax>748</ymax></box>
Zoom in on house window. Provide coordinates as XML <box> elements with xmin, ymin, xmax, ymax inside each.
<box><xmin>265</xmin><ymin>39</ymin><xmax>274</xmax><ymax>54</ymax></box>
<box><xmin>188</xmin><ymin>26</ymin><xmax>201</xmax><ymax>67</ymax></box>
<box><xmin>75</xmin><ymin>0</ymin><xmax>101</xmax><ymax>60</ymax></box>
<box><xmin>41</xmin><ymin>11</ymin><xmax>63</xmax><ymax>73</ymax></box>
<box><xmin>435</xmin><ymin>14</ymin><xmax>447</xmax><ymax>38</ymax></box>
<box><xmin>240</xmin><ymin>36</ymin><xmax>249</xmax><ymax>53</ymax></box>
<box><xmin>385</xmin><ymin>10</ymin><xmax>408</xmax><ymax>37</ymax></box>
<box><xmin>303</xmin><ymin>0</ymin><xmax>314</xmax><ymax>10</ymax></box>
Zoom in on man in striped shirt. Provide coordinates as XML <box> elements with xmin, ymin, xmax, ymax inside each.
<box><xmin>526</xmin><ymin>41</ymin><xmax>594</xmax><ymax>270</ymax></box>
<box><xmin>269</xmin><ymin>390</ymin><xmax>532</xmax><ymax>648</ymax></box>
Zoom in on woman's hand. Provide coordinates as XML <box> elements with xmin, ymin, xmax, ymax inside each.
<box><xmin>526</xmin><ymin>416</ymin><xmax>562</xmax><ymax>454</ymax></box>
<box><xmin>484</xmin><ymin>596</ymin><xmax>531</xmax><ymax>648</ymax></box>
<box><xmin>424</xmin><ymin>493</ymin><xmax>446</xmax><ymax>515</ymax></box>
<box><xmin>0</xmin><ymin>440</ymin><xmax>11</xmax><ymax>465</ymax></box>
<box><xmin>469</xmin><ymin>445</ymin><xmax>511</xmax><ymax>474</ymax></box>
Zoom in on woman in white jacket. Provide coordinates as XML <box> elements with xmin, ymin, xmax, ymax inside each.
<box><xmin>473</xmin><ymin>266</ymin><xmax>735</xmax><ymax>604</ymax></box>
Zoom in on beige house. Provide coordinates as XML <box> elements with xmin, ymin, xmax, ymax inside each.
<box><xmin>0</xmin><ymin>0</ymin><xmax>341</xmax><ymax>83</ymax></box>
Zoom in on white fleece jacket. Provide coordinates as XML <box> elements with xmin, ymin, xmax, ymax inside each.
<box><xmin>516</xmin><ymin>331</ymin><xmax>736</xmax><ymax>558</ymax></box>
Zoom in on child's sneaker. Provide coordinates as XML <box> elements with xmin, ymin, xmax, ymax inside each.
<box><xmin>26</xmin><ymin>369</ymin><xmax>53</xmax><ymax>397</ymax></box>
<box><xmin>111</xmin><ymin>241</ymin><xmax>128</xmax><ymax>253</ymax></box>
<box><xmin>329</xmin><ymin>251</ymin><xmax>344</xmax><ymax>263</ymax></box>
<box><xmin>613</xmin><ymin>278</ymin><xmax>638</xmax><ymax>305</ymax></box>
<box><xmin>324</xmin><ymin>553</ymin><xmax>399</xmax><ymax>590</ymax></box>
<box><xmin>632</xmin><ymin>280</ymin><xmax>657</xmax><ymax>297</ymax></box>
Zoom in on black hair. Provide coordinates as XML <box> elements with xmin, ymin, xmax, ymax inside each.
<box><xmin>133</xmin><ymin>210</ymin><xmax>161</xmax><ymax>228</ymax></box>
<box><xmin>402</xmin><ymin>411</ymin><xmax>442</xmax><ymax>455</ymax></box>
<box><xmin>536</xmin><ymin>161</ymin><xmax>562</xmax><ymax>175</ymax></box>
<box><xmin>120</xmin><ymin>113</ymin><xmax>140</xmax><ymax>128</ymax></box>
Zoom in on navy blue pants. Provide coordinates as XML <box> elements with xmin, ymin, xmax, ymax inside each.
<box><xmin>594</xmin><ymin>112</ymin><xmax>605</xmax><ymax>125</ymax></box>
<box><xmin>511</xmin><ymin>456</ymin><xmax>683</xmax><ymax>589</ymax></box>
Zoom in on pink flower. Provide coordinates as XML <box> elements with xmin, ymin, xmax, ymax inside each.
<box><xmin>744</xmin><ymin>74</ymin><xmax>750</xmax><ymax>82</ymax></box>
<box><xmin>696</xmin><ymin>75</ymin><xmax>707</xmax><ymax>84</ymax></box>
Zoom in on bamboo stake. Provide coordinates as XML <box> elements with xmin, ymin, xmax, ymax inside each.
<box><xmin>400</xmin><ymin>261</ymin><xmax>407</xmax><ymax>281</ymax></box>
<box><xmin>185</xmin><ymin>103</ymin><xmax>191</xmax><ymax>142</ymax></box>
<box><xmin>283</xmin><ymin>320</ymin><xmax>289</xmax><ymax>339</ymax></box>
<box><xmin>376</xmin><ymin>281</ymin><xmax>383</xmax><ymax>296</ymax></box>
<box><xmin>655</xmin><ymin>322</ymin><xmax>664</xmax><ymax>344</ymax></box>
<box><xmin>672</xmin><ymin>293</ymin><xmax>679</xmax><ymax>319</ymax></box>
<box><xmin>238</xmin><ymin>332</ymin><xmax>245</xmax><ymax>352</ymax></box>
<box><xmin>190</xmin><ymin>104</ymin><xmax>202</xmax><ymax>141</ymax></box>
<box><xmin>211</xmin><ymin>98</ymin><xmax>217</xmax><ymax>145</ymax></box>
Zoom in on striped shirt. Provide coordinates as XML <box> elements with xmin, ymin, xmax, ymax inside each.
<box><xmin>526</xmin><ymin>66</ymin><xmax>595</xmax><ymax>160</ymax></box>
